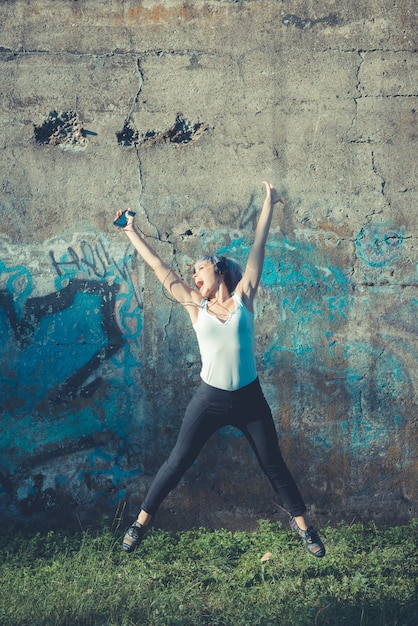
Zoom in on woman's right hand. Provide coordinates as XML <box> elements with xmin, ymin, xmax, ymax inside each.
<box><xmin>114</xmin><ymin>209</ymin><xmax>135</xmax><ymax>231</ymax></box>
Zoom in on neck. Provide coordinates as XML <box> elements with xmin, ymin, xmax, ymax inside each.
<box><xmin>208</xmin><ymin>280</ymin><xmax>231</xmax><ymax>304</ymax></box>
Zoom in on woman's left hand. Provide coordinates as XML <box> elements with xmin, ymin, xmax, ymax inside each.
<box><xmin>262</xmin><ymin>181</ymin><xmax>284</xmax><ymax>206</ymax></box>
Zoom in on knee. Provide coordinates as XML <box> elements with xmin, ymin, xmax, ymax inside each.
<box><xmin>166</xmin><ymin>452</ymin><xmax>194</xmax><ymax>475</ymax></box>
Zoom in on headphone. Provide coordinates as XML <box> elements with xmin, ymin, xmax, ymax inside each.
<box><xmin>214</xmin><ymin>256</ymin><xmax>228</xmax><ymax>276</ymax></box>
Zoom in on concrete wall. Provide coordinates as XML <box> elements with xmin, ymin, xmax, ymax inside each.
<box><xmin>0</xmin><ymin>0</ymin><xmax>416</xmax><ymax>530</ymax></box>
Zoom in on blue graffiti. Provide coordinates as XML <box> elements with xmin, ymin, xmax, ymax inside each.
<box><xmin>0</xmin><ymin>215</ymin><xmax>415</xmax><ymax>521</ymax></box>
<box><xmin>355</xmin><ymin>224</ymin><xmax>405</xmax><ymax>267</ymax></box>
<box><xmin>0</xmin><ymin>279</ymin><xmax>125</xmax><ymax>416</ymax></box>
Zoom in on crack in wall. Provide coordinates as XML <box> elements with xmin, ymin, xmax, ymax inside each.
<box><xmin>347</xmin><ymin>48</ymin><xmax>416</xmax><ymax>144</ymax></box>
<box><xmin>347</xmin><ymin>50</ymin><xmax>366</xmax><ymax>143</ymax></box>
<box><xmin>114</xmin><ymin>54</ymin><xmax>211</xmax><ymax>277</ymax></box>
<box><xmin>371</xmin><ymin>150</ymin><xmax>387</xmax><ymax>199</ymax></box>
<box><xmin>347</xmin><ymin>50</ymin><xmax>399</xmax><ymax>206</ymax></box>
<box><xmin>116</xmin><ymin>52</ymin><xmax>211</xmax><ymax>145</ymax></box>
<box><xmin>116</xmin><ymin>56</ymin><xmax>209</xmax><ymax>184</ymax></box>
<box><xmin>128</xmin><ymin>57</ymin><xmax>144</xmax><ymax>121</ymax></box>
<box><xmin>127</xmin><ymin>57</ymin><xmax>144</xmax><ymax>196</ymax></box>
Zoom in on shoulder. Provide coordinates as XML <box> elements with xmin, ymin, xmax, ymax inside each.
<box><xmin>187</xmin><ymin>295</ymin><xmax>206</xmax><ymax>325</ymax></box>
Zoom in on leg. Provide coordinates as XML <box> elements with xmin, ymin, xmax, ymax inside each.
<box><xmin>123</xmin><ymin>382</ymin><xmax>227</xmax><ymax>552</ymax></box>
<box><xmin>137</xmin><ymin>510</ymin><xmax>152</xmax><ymax>526</ymax></box>
<box><xmin>233</xmin><ymin>382</ymin><xmax>325</xmax><ymax>558</ymax></box>
<box><xmin>237</xmin><ymin>389</ymin><xmax>306</xmax><ymax>517</ymax></box>
<box><xmin>140</xmin><ymin>388</ymin><xmax>224</xmax><ymax>515</ymax></box>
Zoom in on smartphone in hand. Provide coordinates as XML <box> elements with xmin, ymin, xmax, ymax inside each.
<box><xmin>113</xmin><ymin>210</ymin><xmax>136</xmax><ymax>228</ymax></box>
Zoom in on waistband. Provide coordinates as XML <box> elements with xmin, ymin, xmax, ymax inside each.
<box><xmin>197</xmin><ymin>376</ymin><xmax>260</xmax><ymax>400</ymax></box>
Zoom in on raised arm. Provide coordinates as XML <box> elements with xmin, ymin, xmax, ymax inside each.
<box><xmin>116</xmin><ymin>210</ymin><xmax>201</xmax><ymax>313</ymax></box>
<box><xmin>236</xmin><ymin>182</ymin><xmax>283</xmax><ymax>308</ymax></box>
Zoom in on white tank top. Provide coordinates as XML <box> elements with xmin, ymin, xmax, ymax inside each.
<box><xmin>193</xmin><ymin>292</ymin><xmax>257</xmax><ymax>391</ymax></box>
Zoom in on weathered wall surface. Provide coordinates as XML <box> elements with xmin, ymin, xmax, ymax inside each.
<box><xmin>0</xmin><ymin>0</ymin><xmax>416</xmax><ymax>531</ymax></box>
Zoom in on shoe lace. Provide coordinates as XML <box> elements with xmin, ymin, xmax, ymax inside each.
<box><xmin>305</xmin><ymin>526</ymin><xmax>320</xmax><ymax>544</ymax></box>
<box><xmin>128</xmin><ymin>524</ymin><xmax>142</xmax><ymax>539</ymax></box>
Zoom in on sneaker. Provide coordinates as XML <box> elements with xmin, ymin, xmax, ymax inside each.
<box><xmin>290</xmin><ymin>517</ymin><xmax>325</xmax><ymax>558</ymax></box>
<box><xmin>122</xmin><ymin>521</ymin><xmax>147</xmax><ymax>553</ymax></box>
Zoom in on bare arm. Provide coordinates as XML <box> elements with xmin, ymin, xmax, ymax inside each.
<box><xmin>236</xmin><ymin>182</ymin><xmax>283</xmax><ymax>309</ymax></box>
<box><xmin>116</xmin><ymin>210</ymin><xmax>201</xmax><ymax>312</ymax></box>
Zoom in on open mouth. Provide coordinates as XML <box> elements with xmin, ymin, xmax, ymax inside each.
<box><xmin>195</xmin><ymin>280</ymin><xmax>204</xmax><ymax>289</ymax></box>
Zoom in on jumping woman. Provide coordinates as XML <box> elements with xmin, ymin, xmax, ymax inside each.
<box><xmin>114</xmin><ymin>181</ymin><xmax>325</xmax><ymax>558</ymax></box>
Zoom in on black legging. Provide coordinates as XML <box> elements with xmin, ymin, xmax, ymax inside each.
<box><xmin>141</xmin><ymin>378</ymin><xmax>307</xmax><ymax>518</ymax></box>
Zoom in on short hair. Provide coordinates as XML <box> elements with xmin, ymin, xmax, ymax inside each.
<box><xmin>194</xmin><ymin>254</ymin><xmax>243</xmax><ymax>293</ymax></box>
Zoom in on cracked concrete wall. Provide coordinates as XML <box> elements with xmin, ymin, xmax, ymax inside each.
<box><xmin>0</xmin><ymin>0</ymin><xmax>416</xmax><ymax>531</ymax></box>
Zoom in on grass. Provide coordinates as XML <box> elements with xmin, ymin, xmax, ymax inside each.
<box><xmin>0</xmin><ymin>517</ymin><xmax>417</xmax><ymax>626</ymax></box>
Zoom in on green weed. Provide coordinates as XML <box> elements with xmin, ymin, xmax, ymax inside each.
<box><xmin>0</xmin><ymin>519</ymin><xmax>416</xmax><ymax>626</ymax></box>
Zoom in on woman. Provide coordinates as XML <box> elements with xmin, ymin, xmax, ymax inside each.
<box><xmin>115</xmin><ymin>181</ymin><xmax>325</xmax><ymax>558</ymax></box>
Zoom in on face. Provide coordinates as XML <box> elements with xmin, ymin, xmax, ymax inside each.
<box><xmin>192</xmin><ymin>260</ymin><xmax>218</xmax><ymax>297</ymax></box>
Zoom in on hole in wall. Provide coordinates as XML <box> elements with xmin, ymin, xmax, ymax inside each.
<box><xmin>163</xmin><ymin>113</ymin><xmax>208</xmax><ymax>145</ymax></box>
<box><xmin>116</xmin><ymin>114</ymin><xmax>209</xmax><ymax>147</ymax></box>
<box><xmin>116</xmin><ymin>120</ymin><xmax>139</xmax><ymax>146</ymax></box>
<box><xmin>34</xmin><ymin>110</ymin><xmax>90</xmax><ymax>150</ymax></box>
